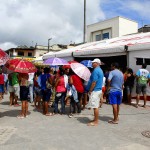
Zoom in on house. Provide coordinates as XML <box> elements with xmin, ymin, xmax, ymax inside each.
<box><xmin>86</xmin><ymin>16</ymin><xmax>138</xmax><ymax>42</ymax></box>
<box><xmin>6</xmin><ymin>45</ymin><xmax>36</xmax><ymax>61</ymax></box>
<box><xmin>138</xmin><ymin>25</ymin><xmax>150</xmax><ymax>33</ymax></box>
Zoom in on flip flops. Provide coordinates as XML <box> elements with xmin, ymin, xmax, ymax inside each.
<box><xmin>17</xmin><ymin>115</ymin><xmax>25</xmax><ymax>119</ymax></box>
<box><xmin>108</xmin><ymin>120</ymin><xmax>118</xmax><ymax>124</ymax></box>
<box><xmin>87</xmin><ymin>122</ymin><xmax>98</xmax><ymax>126</ymax></box>
<box><xmin>45</xmin><ymin>113</ymin><xmax>53</xmax><ymax>116</ymax></box>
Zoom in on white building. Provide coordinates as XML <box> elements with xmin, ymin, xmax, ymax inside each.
<box><xmin>87</xmin><ymin>16</ymin><xmax>138</xmax><ymax>42</ymax></box>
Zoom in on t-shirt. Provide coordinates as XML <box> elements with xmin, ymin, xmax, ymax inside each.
<box><xmin>28</xmin><ymin>73</ymin><xmax>34</xmax><ymax>84</ymax></box>
<box><xmin>136</xmin><ymin>69</ymin><xmax>150</xmax><ymax>85</ymax></box>
<box><xmin>12</xmin><ymin>73</ymin><xmax>19</xmax><ymax>86</ymax></box>
<box><xmin>71</xmin><ymin>75</ymin><xmax>84</xmax><ymax>93</ymax></box>
<box><xmin>40</xmin><ymin>73</ymin><xmax>50</xmax><ymax>90</ymax></box>
<box><xmin>108</xmin><ymin>69</ymin><xmax>124</xmax><ymax>92</ymax></box>
<box><xmin>86</xmin><ymin>66</ymin><xmax>104</xmax><ymax>91</ymax></box>
<box><xmin>0</xmin><ymin>74</ymin><xmax>4</xmax><ymax>84</ymax></box>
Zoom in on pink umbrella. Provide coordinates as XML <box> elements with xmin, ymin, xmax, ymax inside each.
<box><xmin>0</xmin><ymin>49</ymin><xmax>9</xmax><ymax>65</ymax></box>
<box><xmin>71</xmin><ymin>63</ymin><xmax>91</xmax><ymax>81</ymax></box>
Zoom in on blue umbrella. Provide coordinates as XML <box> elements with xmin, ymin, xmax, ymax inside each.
<box><xmin>80</xmin><ymin>60</ymin><xmax>92</xmax><ymax>68</ymax></box>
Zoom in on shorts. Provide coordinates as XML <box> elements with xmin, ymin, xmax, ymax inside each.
<box><xmin>126</xmin><ymin>86</ymin><xmax>133</xmax><ymax>95</ymax></box>
<box><xmin>109</xmin><ymin>91</ymin><xmax>122</xmax><ymax>105</ymax></box>
<box><xmin>34</xmin><ymin>87</ymin><xmax>42</xmax><ymax>97</ymax></box>
<box><xmin>0</xmin><ymin>84</ymin><xmax>4</xmax><ymax>93</ymax></box>
<box><xmin>86</xmin><ymin>90</ymin><xmax>102</xmax><ymax>108</ymax></box>
<box><xmin>20</xmin><ymin>86</ymin><xmax>29</xmax><ymax>101</ymax></box>
<box><xmin>136</xmin><ymin>84</ymin><xmax>147</xmax><ymax>95</ymax></box>
<box><xmin>13</xmin><ymin>85</ymin><xmax>20</xmax><ymax>97</ymax></box>
<box><xmin>41</xmin><ymin>89</ymin><xmax>51</xmax><ymax>102</ymax></box>
<box><xmin>8</xmin><ymin>85</ymin><xmax>14</xmax><ymax>93</ymax></box>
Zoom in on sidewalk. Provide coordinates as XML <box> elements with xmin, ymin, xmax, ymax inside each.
<box><xmin>0</xmin><ymin>94</ymin><xmax>150</xmax><ymax>150</ymax></box>
<box><xmin>131</xmin><ymin>99</ymin><xmax>150</xmax><ymax>106</ymax></box>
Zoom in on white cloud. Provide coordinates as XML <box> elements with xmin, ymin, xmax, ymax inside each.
<box><xmin>0</xmin><ymin>0</ymin><xmax>105</xmax><ymax>49</ymax></box>
<box><xmin>0</xmin><ymin>42</ymin><xmax>17</xmax><ymax>50</ymax></box>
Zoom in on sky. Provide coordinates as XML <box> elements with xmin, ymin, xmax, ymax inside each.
<box><xmin>0</xmin><ymin>0</ymin><xmax>150</xmax><ymax>50</ymax></box>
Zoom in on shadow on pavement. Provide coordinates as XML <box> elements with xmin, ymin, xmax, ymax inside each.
<box><xmin>76</xmin><ymin>117</ymin><xmax>91</xmax><ymax>124</ymax></box>
<box><xmin>0</xmin><ymin>110</ymin><xmax>31</xmax><ymax>118</ymax></box>
<box><xmin>0</xmin><ymin>101</ymin><xmax>10</xmax><ymax>105</ymax></box>
<box><xmin>99</xmin><ymin>116</ymin><xmax>112</xmax><ymax>122</ymax></box>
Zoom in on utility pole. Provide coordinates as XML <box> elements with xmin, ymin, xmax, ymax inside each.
<box><xmin>48</xmin><ymin>38</ymin><xmax>52</xmax><ymax>52</ymax></box>
<box><xmin>83</xmin><ymin>0</ymin><xmax>86</xmax><ymax>43</ymax></box>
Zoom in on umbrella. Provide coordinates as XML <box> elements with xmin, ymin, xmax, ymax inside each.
<box><xmin>5</xmin><ymin>58</ymin><xmax>37</xmax><ymax>73</ymax></box>
<box><xmin>44</xmin><ymin>57</ymin><xmax>68</xmax><ymax>66</ymax></box>
<box><xmin>63</xmin><ymin>60</ymin><xmax>78</xmax><ymax>69</ymax></box>
<box><xmin>0</xmin><ymin>49</ymin><xmax>9</xmax><ymax>65</ymax></box>
<box><xmin>71</xmin><ymin>63</ymin><xmax>91</xmax><ymax>81</ymax></box>
<box><xmin>80</xmin><ymin>60</ymin><xmax>92</xmax><ymax>68</ymax></box>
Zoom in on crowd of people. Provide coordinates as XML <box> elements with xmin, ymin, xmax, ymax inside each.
<box><xmin>0</xmin><ymin>58</ymin><xmax>150</xmax><ymax>126</ymax></box>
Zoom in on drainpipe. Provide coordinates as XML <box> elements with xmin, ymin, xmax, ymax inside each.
<box><xmin>125</xmin><ymin>45</ymin><xmax>129</xmax><ymax>67</ymax></box>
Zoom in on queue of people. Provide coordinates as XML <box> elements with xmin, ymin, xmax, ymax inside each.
<box><xmin>0</xmin><ymin>58</ymin><xmax>150</xmax><ymax>126</ymax></box>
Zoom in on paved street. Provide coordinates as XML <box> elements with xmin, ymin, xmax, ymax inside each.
<box><xmin>0</xmin><ymin>94</ymin><xmax>150</xmax><ymax>150</ymax></box>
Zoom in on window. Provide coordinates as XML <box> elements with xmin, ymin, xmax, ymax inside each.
<box><xmin>18</xmin><ymin>51</ymin><xmax>24</xmax><ymax>56</ymax></box>
<box><xmin>96</xmin><ymin>34</ymin><xmax>101</xmax><ymax>41</ymax></box>
<box><xmin>103</xmin><ymin>33</ymin><xmax>109</xmax><ymax>39</ymax></box>
<box><xmin>28</xmin><ymin>52</ymin><xmax>32</xmax><ymax>57</ymax></box>
<box><xmin>144</xmin><ymin>59</ymin><xmax>150</xmax><ymax>65</ymax></box>
<box><xmin>136</xmin><ymin>58</ymin><xmax>143</xmax><ymax>65</ymax></box>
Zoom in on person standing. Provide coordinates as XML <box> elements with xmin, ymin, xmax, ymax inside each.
<box><xmin>86</xmin><ymin>58</ymin><xmax>104</xmax><ymax>126</ymax></box>
<box><xmin>0</xmin><ymin>70</ymin><xmax>4</xmax><ymax>100</ymax></box>
<box><xmin>28</xmin><ymin>73</ymin><xmax>34</xmax><ymax>103</ymax></box>
<box><xmin>136</xmin><ymin>64</ymin><xmax>150</xmax><ymax>108</ymax></box>
<box><xmin>8</xmin><ymin>73</ymin><xmax>15</xmax><ymax>105</ymax></box>
<box><xmin>123</xmin><ymin>68</ymin><xmax>135</xmax><ymax>104</ymax></box>
<box><xmin>107</xmin><ymin>63</ymin><xmax>124</xmax><ymax>124</ymax></box>
<box><xmin>17</xmin><ymin>73</ymin><xmax>29</xmax><ymax>119</ymax></box>
<box><xmin>12</xmin><ymin>72</ymin><xmax>20</xmax><ymax>106</ymax></box>
<box><xmin>54</xmin><ymin>67</ymin><xmax>67</xmax><ymax>114</ymax></box>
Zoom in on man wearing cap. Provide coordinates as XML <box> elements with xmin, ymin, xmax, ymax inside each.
<box><xmin>86</xmin><ymin>58</ymin><xmax>104</xmax><ymax>126</ymax></box>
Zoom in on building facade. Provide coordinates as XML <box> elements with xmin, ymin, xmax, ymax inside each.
<box><xmin>87</xmin><ymin>16</ymin><xmax>138</xmax><ymax>42</ymax></box>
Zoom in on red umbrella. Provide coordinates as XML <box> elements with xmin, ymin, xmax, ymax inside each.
<box><xmin>63</xmin><ymin>60</ymin><xmax>78</xmax><ymax>69</ymax></box>
<box><xmin>5</xmin><ymin>58</ymin><xmax>37</xmax><ymax>73</ymax></box>
<box><xmin>0</xmin><ymin>49</ymin><xmax>9</xmax><ymax>65</ymax></box>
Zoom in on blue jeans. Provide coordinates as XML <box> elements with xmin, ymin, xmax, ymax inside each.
<box><xmin>54</xmin><ymin>92</ymin><xmax>66</xmax><ymax>114</ymax></box>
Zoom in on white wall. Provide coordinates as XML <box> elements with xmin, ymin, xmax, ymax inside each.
<box><xmin>128</xmin><ymin>50</ymin><xmax>150</xmax><ymax>96</ymax></box>
<box><xmin>119</xmin><ymin>17</ymin><xmax>138</xmax><ymax>37</ymax></box>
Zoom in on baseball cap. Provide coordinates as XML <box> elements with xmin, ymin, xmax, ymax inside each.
<box><xmin>91</xmin><ymin>58</ymin><xmax>101</xmax><ymax>64</ymax></box>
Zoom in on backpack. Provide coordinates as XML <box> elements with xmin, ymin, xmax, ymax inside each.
<box><xmin>138</xmin><ymin>76</ymin><xmax>148</xmax><ymax>85</ymax></box>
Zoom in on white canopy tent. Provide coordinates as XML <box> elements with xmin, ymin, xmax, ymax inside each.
<box><xmin>32</xmin><ymin>56</ymin><xmax>43</xmax><ymax>62</ymax></box>
<box><xmin>73</xmin><ymin>32</ymin><xmax>150</xmax><ymax>57</ymax></box>
<box><xmin>42</xmin><ymin>51</ymin><xmax>55</xmax><ymax>60</ymax></box>
<box><xmin>42</xmin><ymin>32</ymin><xmax>150</xmax><ymax>61</ymax></box>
